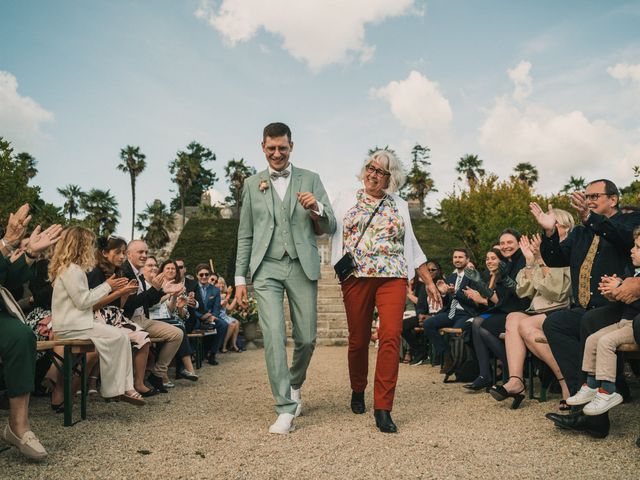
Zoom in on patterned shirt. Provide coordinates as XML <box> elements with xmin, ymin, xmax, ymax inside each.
<box><xmin>342</xmin><ymin>189</ymin><xmax>407</xmax><ymax>278</ymax></box>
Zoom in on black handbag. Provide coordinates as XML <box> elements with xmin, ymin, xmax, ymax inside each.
<box><xmin>334</xmin><ymin>198</ymin><xmax>385</xmax><ymax>282</ymax></box>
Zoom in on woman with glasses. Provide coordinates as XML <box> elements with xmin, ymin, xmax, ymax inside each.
<box><xmin>216</xmin><ymin>277</ymin><xmax>242</xmax><ymax>352</ymax></box>
<box><xmin>330</xmin><ymin>149</ymin><xmax>442</xmax><ymax>433</ymax></box>
<box><xmin>147</xmin><ymin>259</ymin><xmax>199</xmax><ymax>383</ymax></box>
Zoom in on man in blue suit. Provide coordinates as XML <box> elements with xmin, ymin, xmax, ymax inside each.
<box><xmin>423</xmin><ymin>248</ymin><xmax>480</xmax><ymax>373</ymax></box>
<box><xmin>193</xmin><ymin>263</ymin><xmax>227</xmax><ymax>365</ymax></box>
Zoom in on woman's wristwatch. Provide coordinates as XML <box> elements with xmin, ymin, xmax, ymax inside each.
<box><xmin>1</xmin><ymin>238</ymin><xmax>15</xmax><ymax>253</ymax></box>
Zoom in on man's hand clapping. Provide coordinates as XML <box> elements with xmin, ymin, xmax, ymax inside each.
<box><xmin>529</xmin><ymin>202</ymin><xmax>556</xmax><ymax>236</ymax></box>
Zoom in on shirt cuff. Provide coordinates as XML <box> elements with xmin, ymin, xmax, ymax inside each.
<box><xmin>312</xmin><ymin>201</ymin><xmax>324</xmax><ymax>216</ymax></box>
<box><xmin>235</xmin><ymin>276</ymin><xmax>246</xmax><ymax>286</ymax></box>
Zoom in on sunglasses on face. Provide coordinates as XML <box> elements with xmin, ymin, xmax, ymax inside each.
<box><xmin>198</xmin><ymin>273</ymin><xmax>210</xmax><ymax>277</ymax></box>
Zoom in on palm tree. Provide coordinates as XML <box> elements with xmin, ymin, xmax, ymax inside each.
<box><xmin>15</xmin><ymin>152</ymin><xmax>38</xmax><ymax>180</ymax></box>
<box><xmin>224</xmin><ymin>158</ymin><xmax>256</xmax><ymax>207</ymax></box>
<box><xmin>135</xmin><ymin>199</ymin><xmax>175</xmax><ymax>250</ymax></box>
<box><xmin>117</xmin><ymin>145</ymin><xmax>147</xmax><ymax>239</ymax></box>
<box><xmin>561</xmin><ymin>176</ymin><xmax>587</xmax><ymax>194</ymax></box>
<box><xmin>456</xmin><ymin>154</ymin><xmax>486</xmax><ymax>189</ymax></box>
<box><xmin>169</xmin><ymin>152</ymin><xmax>199</xmax><ymax>226</ymax></box>
<box><xmin>511</xmin><ymin>162</ymin><xmax>539</xmax><ymax>187</ymax></box>
<box><xmin>57</xmin><ymin>184</ymin><xmax>84</xmax><ymax>221</ymax></box>
<box><xmin>80</xmin><ymin>188</ymin><xmax>120</xmax><ymax>237</ymax></box>
<box><xmin>401</xmin><ymin>143</ymin><xmax>435</xmax><ymax>213</ymax></box>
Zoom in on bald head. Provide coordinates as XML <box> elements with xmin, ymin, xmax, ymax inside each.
<box><xmin>127</xmin><ymin>239</ymin><xmax>148</xmax><ymax>269</ymax></box>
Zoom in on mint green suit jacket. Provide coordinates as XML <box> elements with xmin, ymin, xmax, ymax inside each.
<box><xmin>235</xmin><ymin>165</ymin><xmax>336</xmax><ymax>281</ymax></box>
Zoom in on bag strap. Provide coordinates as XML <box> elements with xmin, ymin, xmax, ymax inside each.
<box><xmin>352</xmin><ymin>197</ymin><xmax>386</xmax><ymax>251</ymax></box>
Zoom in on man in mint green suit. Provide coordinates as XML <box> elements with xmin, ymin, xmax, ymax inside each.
<box><xmin>235</xmin><ymin>122</ymin><xmax>336</xmax><ymax>434</ymax></box>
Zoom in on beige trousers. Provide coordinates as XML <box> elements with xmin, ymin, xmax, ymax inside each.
<box><xmin>56</xmin><ymin>322</ymin><xmax>134</xmax><ymax>398</ymax></box>
<box><xmin>131</xmin><ymin>315</ymin><xmax>183</xmax><ymax>376</ymax></box>
<box><xmin>582</xmin><ymin>319</ymin><xmax>635</xmax><ymax>382</ymax></box>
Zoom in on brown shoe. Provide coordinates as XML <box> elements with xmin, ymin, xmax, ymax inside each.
<box><xmin>2</xmin><ymin>425</ymin><xmax>47</xmax><ymax>461</ymax></box>
<box><xmin>441</xmin><ymin>353</ymin><xmax>455</xmax><ymax>374</ymax></box>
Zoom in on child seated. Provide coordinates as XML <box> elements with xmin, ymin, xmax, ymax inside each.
<box><xmin>566</xmin><ymin>227</ymin><xmax>640</xmax><ymax>415</ymax></box>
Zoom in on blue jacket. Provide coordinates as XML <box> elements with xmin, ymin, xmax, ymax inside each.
<box><xmin>194</xmin><ymin>283</ymin><xmax>221</xmax><ymax>321</ymax></box>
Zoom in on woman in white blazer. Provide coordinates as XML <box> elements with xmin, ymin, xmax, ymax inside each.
<box><xmin>330</xmin><ymin>149</ymin><xmax>441</xmax><ymax>433</ymax></box>
<box><xmin>49</xmin><ymin>227</ymin><xmax>145</xmax><ymax>407</ymax></box>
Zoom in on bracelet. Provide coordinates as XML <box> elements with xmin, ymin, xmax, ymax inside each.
<box><xmin>24</xmin><ymin>250</ymin><xmax>37</xmax><ymax>259</ymax></box>
<box><xmin>0</xmin><ymin>238</ymin><xmax>14</xmax><ymax>253</ymax></box>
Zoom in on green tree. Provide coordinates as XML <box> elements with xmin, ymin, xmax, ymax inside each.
<box><xmin>511</xmin><ymin>162</ymin><xmax>539</xmax><ymax>187</ymax></box>
<box><xmin>367</xmin><ymin>145</ymin><xmax>397</xmax><ymax>157</ymax></box>
<box><xmin>169</xmin><ymin>141</ymin><xmax>217</xmax><ymax>213</ymax></box>
<box><xmin>57</xmin><ymin>184</ymin><xmax>84</xmax><ymax>222</ymax></box>
<box><xmin>561</xmin><ymin>176</ymin><xmax>587</xmax><ymax>194</ymax></box>
<box><xmin>440</xmin><ymin>175</ymin><xmax>572</xmax><ymax>261</ymax></box>
<box><xmin>400</xmin><ymin>143</ymin><xmax>436</xmax><ymax>212</ymax></box>
<box><xmin>0</xmin><ymin>137</ymin><xmax>62</xmax><ymax>226</ymax></box>
<box><xmin>117</xmin><ymin>145</ymin><xmax>147</xmax><ymax>240</ymax></box>
<box><xmin>456</xmin><ymin>154</ymin><xmax>486</xmax><ymax>189</ymax></box>
<box><xmin>224</xmin><ymin>158</ymin><xmax>256</xmax><ymax>207</ymax></box>
<box><xmin>169</xmin><ymin>151</ymin><xmax>199</xmax><ymax>227</ymax></box>
<box><xmin>80</xmin><ymin>188</ymin><xmax>120</xmax><ymax>236</ymax></box>
<box><xmin>135</xmin><ymin>199</ymin><xmax>175</xmax><ymax>249</ymax></box>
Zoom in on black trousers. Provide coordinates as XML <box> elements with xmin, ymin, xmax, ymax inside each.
<box><xmin>543</xmin><ymin>304</ymin><xmax>624</xmax><ymax>395</ymax></box>
<box><xmin>401</xmin><ymin>316</ymin><xmax>427</xmax><ymax>358</ymax></box>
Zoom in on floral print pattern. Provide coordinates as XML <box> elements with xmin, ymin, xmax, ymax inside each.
<box><xmin>342</xmin><ymin>189</ymin><xmax>407</xmax><ymax>278</ymax></box>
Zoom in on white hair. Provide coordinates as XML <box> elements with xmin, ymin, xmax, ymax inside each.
<box><xmin>358</xmin><ymin>149</ymin><xmax>406</xmax><ymax>193</ymax></box>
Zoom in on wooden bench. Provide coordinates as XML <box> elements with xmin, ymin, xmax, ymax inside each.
<box><xmin>187</xmin><ymin>332</ymin><xmax>205</xmax><ymax>369</ymax></box>
<box><xmin>439</xmin><ymin>327</ymin><xmax>464</xmax><ymax>336</ymax></box>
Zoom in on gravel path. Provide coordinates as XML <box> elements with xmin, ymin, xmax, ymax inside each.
<box><xmin>2</xmin><ymin>346</ymin><xmax>639</xmax><ymax>479</ymax></box>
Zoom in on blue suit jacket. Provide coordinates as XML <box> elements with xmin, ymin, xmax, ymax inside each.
<box><xmin>194</xmin><ymin>283</ymin><xmax>221</xmax><ymax>321</ymax></box>
<box><xmin>444</xmin><ymin>272</ymin><xmax>483</xmax><ymax>317</ymax></box>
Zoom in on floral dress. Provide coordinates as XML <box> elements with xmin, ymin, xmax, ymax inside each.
<box><xmin>342</xmin><ymin>189</ymin><xmax>408</xmax><ymax>279</ymax></box>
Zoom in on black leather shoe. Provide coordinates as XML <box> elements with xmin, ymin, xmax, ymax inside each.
<box><xmin>139</xmin><ymin>387</ymin><xmax>158</xmax><ymax>398</ymax></box>
<box><xmin>351</xmin><ymin>391</ymin><xmax>365</xmax><ymax>414</ymax></box>
<box><xmin>207</xmin><ymin>356</ymin><xmax>219</xmax><ymax>366</ymax></box>
<box><xmin>463</xmin><ymin>376</ymin><xmax>492</xmax><ymax>392</ymax></box>
<box><xmin>374</xmin><ymin>409</ymin><xmax>397</xmax><ymax>433</ymax></box>
<box><xmin>147</xmin><ymin>373</ymin><xmax>168</xmax><ymax>393</ymax></box>
<box><xmin>545</xmin><ymin>410</ymin><xmax>610</xmax><ymax>438</ymax></box>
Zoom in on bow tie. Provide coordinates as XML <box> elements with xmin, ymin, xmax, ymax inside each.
<box><xmin>270</xmin><ymin>170</ymin><xmax>290</xmax><ymax>180</ymax></box>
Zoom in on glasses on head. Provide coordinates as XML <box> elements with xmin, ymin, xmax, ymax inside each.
<box><xmin>108</xmin><ymin>234</ymin><xmax>127</xmax><ymax>241</ymax></box>
<box><xmin>365</xmin><ymin>164</ymin><xmax>391</xmax><ymax>177</ymax></box>
<box><xmin>584</xmin><ymin>193</ymin><xmax>612</xmax><ymax>201</ymax></box>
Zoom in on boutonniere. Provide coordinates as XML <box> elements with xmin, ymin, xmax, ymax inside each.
<box><xmin>259</xmin><ymin>179</ymin><xmax>269</xmax><ymax>193</ymax></box>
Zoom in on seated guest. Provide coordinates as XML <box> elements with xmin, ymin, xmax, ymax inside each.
<box><xmin>148</xmin><ymin>259</ymin><xmax>198</xmax><ymax>382</ymax></box>
<box><xmin>423</xmin><ymin>249</ymin><xmax>480</xmax><ymax>373</ymax></box>
<box><xmin>565</xmin><ymin>227</ymin><xmax>640</xmax><ymax>416</ymax></box>
<box><xmin>87</xmin><ymin>236</ymin><xmax>154</xmax><ymax>396</ymax></box>
<box><xmin>49</xmin><ymin>226</ymin><xmax>145</xmax><ymax>407</ymax></box>
<box><xmin>0</xmin><ymin>204</ymin><xmax>61</xmax><ymax>461</ymax></box>
<box><xmin>402</xmin><ymin>261</ymin><xmax>443</xmax><ymax>365</ymax></box>
<box><xmin>193</xmin><ymin>263</ymin><xmax>227</xmax><ymax>365</ymax></box>
<box><xmin>217</xmin><ymin>276</ymin><xmax>241</xmax><ymax>353</ymax></box>
<box><xmin>491</xmin><ymin>220</ymin><xmax>573</xmax><ymax>409</ymax></box>
<box><xmin>175</xmin><ymin>258</ymin><xmax>199</xmax><ymax>332</ymax></box>
<box><xmin>464</xmin><ymin>229</ymin><xmax>529</xmax><ymax>392</ymax></box>
<box><xmin>121</xmin><ymin>240</ymin><xmax>184</xmax><ymax>393</ymax></box>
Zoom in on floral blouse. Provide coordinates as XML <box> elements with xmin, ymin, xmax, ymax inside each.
<box><xmin>342</xmin><ymin>189</ymin><xmax>408</xmax><ymax>278</ymax></box>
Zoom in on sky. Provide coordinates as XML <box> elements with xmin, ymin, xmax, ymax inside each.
<box><xmin>1</xmin><ymin>0</ymin><xmax>639</xmax><ymax>237</ymax></box>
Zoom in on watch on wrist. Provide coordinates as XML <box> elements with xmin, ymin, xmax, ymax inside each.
<box><xmin>1</xmin><ymin>238</ymin><xmax>14</xmax><ymax>253</ymax></box>
<box><xmin>24</xmin><ymin>250</ymin><xmax>37</xmax><ymax>259</ymax></box>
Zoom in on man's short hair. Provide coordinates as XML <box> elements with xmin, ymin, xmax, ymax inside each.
<box><xmin>263</xmin><ymin>122</ymin><xmax>292</xmax><ymax>142</ymax></box>
<box><xmin>588</xmin><ymin>179</ymin><xmax>620</xmax><ymax>208</ymax></box>
<box><xmin>195</xmin><ymin>263</ymin><xmax>210</xmax><ymax>274</ymax></box>
<box><xmin>452</xmin><ymin>247</ymin><xmax>469</xmax><ymax>257</ymax></box>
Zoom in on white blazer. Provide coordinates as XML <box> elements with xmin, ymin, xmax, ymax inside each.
<box><xmin>330</xmin><ymin>189</ymin><xmax>427</xmax><ymax>281</ymax></box>
<box><xmin>52</xmin><ymin>263</ymin><xmax>112</xmax><ymax>332</ymax></box>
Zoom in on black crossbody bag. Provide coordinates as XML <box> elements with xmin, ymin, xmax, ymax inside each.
<box><xmin>334</xmin><ymin>198</ymin><xmax>385</xmax><ymax>283</ymax></box>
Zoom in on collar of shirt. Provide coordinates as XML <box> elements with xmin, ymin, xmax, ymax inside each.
<box><xmin>268</xmin><ymin>164</ymin><xmax>292</xmax><ymax>201</ymax></box>
<box><xmin>130</xmin><ymin>264</ymin><xmax>145</xmax><ymax>293</ymax></box>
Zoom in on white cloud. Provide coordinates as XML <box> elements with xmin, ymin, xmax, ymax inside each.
<box><xmin>370</xmin><ymin>70</ymin><xmax>453</xmax><ymax>141</ymax></box>
<box><xmin>0</xmin><ymin>70</ymin><xmax>53</xmax><ymax>150</ymax></box>
<box><xmin>508</xmin><ymin>60</ymin><xmax>532</xmax><ymax>102</ymax></box>
<box><xmin>479</xmin><ymin>61</ymin><xmax>640</xmax><ymax>193</ymax></box>
<box><xmin>607</xmin><ymin>63</ymin><xmax>640</xmax><ymax>85</ymax></box>
<box><xmin>195</xmin><ymin>0</ymin><xmax>418</xmax><ymax>71</ymax></box>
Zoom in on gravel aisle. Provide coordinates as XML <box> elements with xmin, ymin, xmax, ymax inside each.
<box><xmin>1</xmin><ymin>346</ymin><xmax>639</xmax><ymax>479</ymax></box>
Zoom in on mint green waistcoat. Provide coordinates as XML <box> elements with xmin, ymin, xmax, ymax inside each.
<box><xmin>264</xmin><ymin>184</ymin><xmax>299</xmax><ymax>260</ymax></box>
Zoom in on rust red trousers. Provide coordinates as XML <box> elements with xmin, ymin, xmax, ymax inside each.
<box><xmin>341</xmin><ymin>276</ymin><xmax>406</xmax><ymax>411</ymax></box>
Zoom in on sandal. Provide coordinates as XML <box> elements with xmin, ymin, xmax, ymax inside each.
<box><xmin>559</xmin><ymin>399</ymin><xmax>571</xmax><ymax>411</ymax></box>
<box><xmin>120</xmin><ymin>391</ymin><xmax>146</xmax><ymax>406</ymax></box>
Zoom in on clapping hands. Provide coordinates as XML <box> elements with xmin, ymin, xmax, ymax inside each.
<box><xmin>530</xmin><ymin>202</ymin><xmax>556</xmax><ymax>235</ymax></box>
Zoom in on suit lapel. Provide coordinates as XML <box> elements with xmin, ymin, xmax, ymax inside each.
<box><xmin>258</xmin><ymin>170</ymin><xmax>274</xmax><ymax>219</ymax></box>
<box><xmin>289</xmin><ymin>166</ymin><xmax>302</xmax><ymax>218</ymax></box>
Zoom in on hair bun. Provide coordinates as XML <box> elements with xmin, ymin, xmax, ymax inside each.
<box><xmin>97</xmin><ymin>237</ymin><xmax>108</xmax><ymax>250</ymax></box>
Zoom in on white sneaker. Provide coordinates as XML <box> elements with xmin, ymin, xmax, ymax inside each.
<box><xmin>566</xmin><ymin>384</ymin><xmax>597</xmax><ymax>406</ymax></box>
<box><xmin>291</xmin><ymin>387</ymin><xmax>302</xmax><ymax>417</ymax></box>
<box><xmin>583</xmin><ymin>390</ymin><xmax>624</xmax><ymax>416</ymax></box>
<box><xmin>268</xmin><ymin>413</ymin><xmax>295</xmax><ymax>435</ymax></box>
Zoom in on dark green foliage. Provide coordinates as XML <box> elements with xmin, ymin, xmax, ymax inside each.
<box><xmin>400</xmin><ymin>143</ymin><xmax>436</xmax><ymax>213</ymax></box>
<box><xmin>224</xmin><ymin>158</ymin><xmax>256</xmax><ymax>207</ymax></box>
<box><xmin>136</xmin><ymin>199</ymin><xmax>174</xmax><ymax>249</ymax></box>
<box><xmin>170</xmin><ymin>218</ymin><xmax>239</xmax><ymax>282</ymax></box>
<box><xmin>411</xmin><ymin>218</ymin><xmax>462</xmax><ymax>271</ymax></box>
<box><xmin>169</xmin><ymin>141</ymin><xmax>217</xmax><ymax>213</ymax></box>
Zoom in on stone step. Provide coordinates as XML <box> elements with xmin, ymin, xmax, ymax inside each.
<box><xmin>317</xmin><ymin>304</ymin><xmax>347</xmax><ymax>313</ymax></box>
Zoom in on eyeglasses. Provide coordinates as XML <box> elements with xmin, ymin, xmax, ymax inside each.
<box><xmin>198</xmin><ymin>273</ymin><xmax>210</xmax><ymax>277</ymax></box>
<box><xmin>176</xmin><ymin>264</ymin><xmax>185</xmax><ymax>269</ymax></box>
<box><xmin>365</xmin><ymin>165</ymin><xmax>391</xmax><ymax>177</ymax></box>
<box><xmin>427</xmin><ymin>268</ymin><xmax>438</xmax><ymax>272</ymax></box>
<box><xmin>584</xmin><ymin>193</ymin><xmax>612</xmax><ymax>201</ymax></box>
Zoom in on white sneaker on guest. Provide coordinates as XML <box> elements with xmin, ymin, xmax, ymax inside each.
<box><xmin>268</xmin><ymin>413</ymin><xmax>295</xmax><ymax>435</ymax></box>
<box><xmin>566</xmin><ymin>384</ymin><xmax>597</xmax><ymax>406</ymax></box>
<box><xmin>583</xmin><ymin>389</ymin><xmax>624</xmax><ymax>416</ymax></box>
<box><xmin>291</xmin><ymin>387</ymin><xmax>302</xmax><ymax>417</ymax></box>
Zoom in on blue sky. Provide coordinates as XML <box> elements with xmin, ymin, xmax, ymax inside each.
<box><xmin>1</xmin><ymin>0</ymin><xmax>639</xmax><ymax>237</ymax></box>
